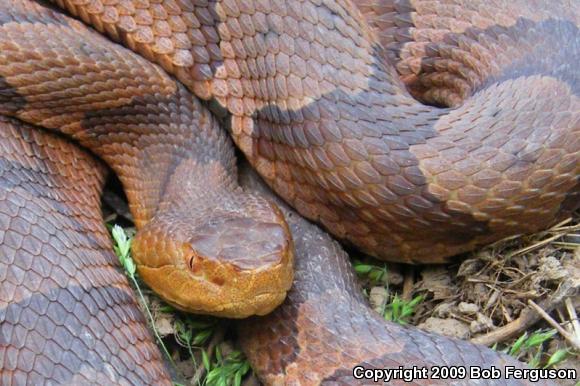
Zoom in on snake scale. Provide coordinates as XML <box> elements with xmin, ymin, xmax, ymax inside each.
<box><xmin>0</xmin><ymin>0</ymin><xmax>578</xmax><ymax>384</ymax></box>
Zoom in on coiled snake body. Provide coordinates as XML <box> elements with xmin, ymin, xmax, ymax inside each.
<box><xmin>0</xmin><ymin>0</ymin><xmax>577</xmax><ymax>384</ymax></box>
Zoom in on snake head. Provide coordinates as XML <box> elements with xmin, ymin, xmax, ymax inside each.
<box><xmin>130</xmin><ymin>196</ymin><xmax>294</xmax><ymax>318</ymax></box>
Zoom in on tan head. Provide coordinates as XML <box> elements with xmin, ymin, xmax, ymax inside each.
<box><xmin>131</xmin><ymin>196</ymin><xmax>295</xmax><ymax>318</ymax></box>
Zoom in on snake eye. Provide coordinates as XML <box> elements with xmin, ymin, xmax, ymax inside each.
<box><xmin>187</xmin><ymin>254</ymin><xmax>203</xmax><ymax>274</ymax></box>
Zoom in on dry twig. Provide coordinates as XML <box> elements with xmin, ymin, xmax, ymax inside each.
<box><xmin>527</xmin><ymin>300</ymin><xmax>580</xmax><ymax>351</ymax></box>
<box><xmin>402</xmin><ymin>266</ymin><xmax>415</xmax><ymax>301</ymax></box>
<box><xmin>471</xmin><ymin>279</ymin><xmax>576</xmax><ymax>347</ymax></box>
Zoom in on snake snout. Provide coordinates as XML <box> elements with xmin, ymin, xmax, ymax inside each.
<box><xmin>188</xmin><ymin>217</ymin><xmax>290</xmax><ymax>270</ymax></box>
<box><xmin>131</xmin><ymin>202</ymin><xmax>295</xmax><ymax>318</ymax></box>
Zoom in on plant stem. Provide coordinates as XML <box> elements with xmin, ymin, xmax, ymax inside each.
<box><xmin>131</xmin><ymin>276</ymin><xmax>177</xmax><ymax>368</ymax></box>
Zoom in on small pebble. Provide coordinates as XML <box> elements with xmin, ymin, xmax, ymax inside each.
<box><xmin>434</xmin><ymin>302</ymin><xmax>456</xmax><ymax>318</ymax></box>
<box><xmin>418</xmin><ymin>317</ymin><xmax>470</xmax><ymax>340</ymax></box>
<box><xmin>369</xmin><ymin>286</ymin><xmax>388</xmax><ymax>313</ymax></box>
<box><xmin>470</xmin><ymin>313</ymin><xmax>495</xmax><ymax>334</ymax></box>
<box><xmin>458</xmin><ymin>302</ymin><xmax>479</xmax><ymax>314</ymax></box>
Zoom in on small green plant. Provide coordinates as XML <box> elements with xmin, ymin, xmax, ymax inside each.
<box><xmin>499</xmin><ymin>329</ymin><xmax>571</xmax><ymax>368</ymax></box>
<box><xmin>544</xmin><ymin>348</ymin><xmax>571</xmax><ymax>368</ymax></box>
<box><xmin>353</xmin><ymin>259</ymin><xmax>388</xmax><ymax>285</ymax></box>
<box><xmin>507</xmin><ymin>329</ymin><xmax>556</xmax><ymax>357</ymax></box>
<box><xmin>172</xmin><ymin>316</ymin><xmax>218</xmax><ymax>386</ymax></box>
<box><xmin>383</xmin><ymin>294</ymin><xmax>423</xmax><ymax>325</ymax></box>
<box><xmin>353</xmin><ymin>258</ymin><xmax>422</xmax><ymax>324</ymax></box>
<box><xmin>175</xmin><ymin>318</ymin><xmax>217</xmax><ymax>347</ymax></box>
<box><xmin>111</xmin><ymin>225</ymin><xmax>175</xmax><ymax>367</ymax></box>
<box><xmin>174</xmin><ymin>316</ymin><xmax>217</xmax><ymax>368</ymax></box>
<box><xmin>204</xmin><ymin>347</ymin><xmax>251</xmax><ymax>386</ymax></box>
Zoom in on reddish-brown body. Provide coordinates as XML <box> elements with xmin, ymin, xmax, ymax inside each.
<box><xmin>0</xmin><ymin>0</ymin><xmax>577</xmax><ymax>384</ymax></box>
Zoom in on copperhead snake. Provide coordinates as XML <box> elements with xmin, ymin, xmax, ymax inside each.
<box><xmin>0</xmin><ymin>0</ymin><xmax>578</xmax><ymax>384</ymax></box>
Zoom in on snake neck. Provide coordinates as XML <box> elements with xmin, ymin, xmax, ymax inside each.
<box><xmin>75</xmin><ymin>84</ymin><xmax>239</xmax><ymax>228</ymax></box>
<box><xmin>0</xmin><ymin>0</ymin><xmax>296</xmax><ymax>318</ymax></box>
